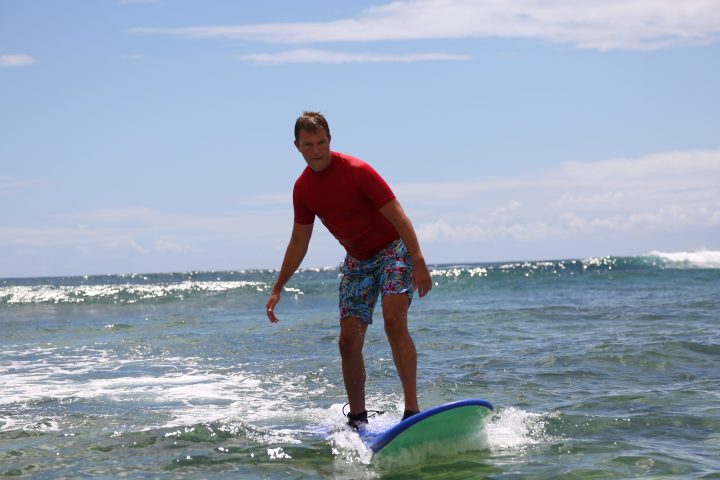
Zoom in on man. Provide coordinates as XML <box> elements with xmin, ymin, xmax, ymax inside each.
<box><xmin>265</xmin><ymin>112</ymin><xmax>432</xmax><ymax>429</ymax></box>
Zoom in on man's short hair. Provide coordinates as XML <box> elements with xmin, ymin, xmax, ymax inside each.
<box><xmin>294</xmin><ymin>111</ymin><xmax>331</xmax><ymax>141</ymax></box>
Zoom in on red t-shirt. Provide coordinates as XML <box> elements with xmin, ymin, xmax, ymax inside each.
<box><xmin>293</xmin><ymin>151</ymin><xmax>399</xmax><ymax>259</ymax></box>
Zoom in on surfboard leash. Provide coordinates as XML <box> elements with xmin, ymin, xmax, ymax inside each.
<box><xmin>342</xmin><ymin>402</ymin><xmax>385</xmax><ymax>418</ymax></box>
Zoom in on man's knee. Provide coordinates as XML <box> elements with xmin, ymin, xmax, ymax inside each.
<box><xmin>382</xmin><ymin>302</ymin><xmax>410</xmax><ymax>341</ymax></box>
<box><xmin>385</xmin><ymin>313</ymin><xmax>410</xmax><ymax>343</ymax></box>
<box><xmin>339</xmin><ymin>317</ymin><xmax>366</xmax><ymax>354</ymax></box>
<box><xmin>338</xmin><ymin>333</ymin><xmax>362</xmax><ymax>355</ymax></box>
<box><xmin>384</xmin><ymin>317</ymin><xmax>410</xmax><ymax>341</ymax></box>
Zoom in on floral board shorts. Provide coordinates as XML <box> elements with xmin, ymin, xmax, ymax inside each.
<box><xmin>339</xmin><ymin>239</ymin><xmax>414</xmax><ymax>324</ymax></box>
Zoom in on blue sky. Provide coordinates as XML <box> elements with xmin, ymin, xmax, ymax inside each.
<box><xmin>1</xmin><ymin>0</ymin><xmax>719</xmax><ymax>277</ymax></box>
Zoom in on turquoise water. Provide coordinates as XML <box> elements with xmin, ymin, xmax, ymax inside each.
<box><xmin>1</xmin><ymin>253</ymin><xmax>719</xmax><ymax>478</ymax></box>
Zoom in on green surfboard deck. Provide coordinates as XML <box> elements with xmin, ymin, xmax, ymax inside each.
<box><xmin>367</xmin><ymin>399</ymin><xmax>493</xmax><ymax>458</ymax></box>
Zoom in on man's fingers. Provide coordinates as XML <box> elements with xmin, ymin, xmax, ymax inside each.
<box><xmin>266</xmin><ymin>294</ymin><xmax>280</xmax><ymax>323</ymax></box>
<box><xmin>412</xmin><ymin>269</ymin><xmax>433</xmax><ymax>298</ymax></box>
<box><xmin>416</xmin><ymin>272</ymin><xmax>432</xmax><ymax>298</ymax></box>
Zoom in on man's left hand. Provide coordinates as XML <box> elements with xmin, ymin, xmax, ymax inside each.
<box><xmin>412</xmin><ymin>257</ymin><xmax>432</xmax><ymax>298</ymax></box>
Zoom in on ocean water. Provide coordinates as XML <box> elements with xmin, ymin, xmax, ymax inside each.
<box><xmin>1</xmin><ymin>251</ymin><xmax>719</xmax><ymax>479</ymax></box>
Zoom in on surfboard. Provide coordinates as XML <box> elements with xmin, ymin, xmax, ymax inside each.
<box><xmin>362</xmin><ymin>398</ymin><xmax>493</xmax><ymax>458</ymax></box>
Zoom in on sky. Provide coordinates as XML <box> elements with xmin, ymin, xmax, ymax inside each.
<box><xmin>1</xmin><ymin>0</ymin><xmax>719</xmax><ymax>278</ymax></box>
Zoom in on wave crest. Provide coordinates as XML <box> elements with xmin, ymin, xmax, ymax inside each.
<box><xmin>0</xmin><ymin>280</ymin><xmax>268</xmax><ymax>305</ymax></box>
<box><xmin>646</xmin><ymin>249</ymin><xmax>720</xmax><ymax>268</ymax></box>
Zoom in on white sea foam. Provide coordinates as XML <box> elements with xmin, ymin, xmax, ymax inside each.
<box><xmin>0</xmin><ymin>342</ymin><xmax>552</xmax><ymax>461</ymax></box>
<box><xmin>0</xmin><ymin>347</ymin><xmax>312</xmax><ymax>439</ymax></box>
<box><xmin>647</xmin><ymin>249</ymin><xmax>720</xmax><ymax>268</ymax></box>
<box><xmin>430</xmin><ymin>266</ymin><xmax>488</xmax><ymax>277</ymax></box>
<box><xmin>302</xmin><ymin>397</ymin><xmax>403</xmax><ymax>466</ymax></box>
<box><xmin>484</xmin><ymin>407</ymin><xmax>553</xmax><ymax>452</ymax></box>
<box><xmin>329</xmin><ymin>428</ymin><xmax>374</xmax><ymax>465</ymax></box>
<box><xmin>0</xmin><ymin>280</ymin><xmax>269</xmax><ymax>304</ymax></box>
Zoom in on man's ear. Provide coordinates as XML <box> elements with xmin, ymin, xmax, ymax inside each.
<box><xmin>293</xmin><ymin>139</ymin><xmax>300</xmax><ymax>151</ymax></box>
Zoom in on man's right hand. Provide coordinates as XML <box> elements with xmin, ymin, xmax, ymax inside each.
<box><xmin>266</xmin><ymin>290</ymin><xmax>281</xmax><ymax>323</ymax></box>
<box><xmin>266</xmin><ymin>222</ymin><xmax>314</xmax><ymax>324</ymax></box>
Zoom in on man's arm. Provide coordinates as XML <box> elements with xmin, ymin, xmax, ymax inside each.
<box><xmin>379</xmin><ymin>199</ymin><xmax>433</xmax><ymax>298</ymax></box>
<box><xmin>266</xmin><ymin>222</ymin><xmax>314</xmax><ymax>323</ymax></box>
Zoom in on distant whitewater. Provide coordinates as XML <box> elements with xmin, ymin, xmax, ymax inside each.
<box><xmin>647</xmin><ymin>249</ymin><xmax>720</xmax><ymax>268</ymax></box>
<box><xmin>1</xmin><ymin>250</ymin><xmax>719</xmax><ymax>478</ymax></box>
<box><xmin>2</xmin><ymin>251</ymin><xmax>718</xmax><ymax>306</ymax></box>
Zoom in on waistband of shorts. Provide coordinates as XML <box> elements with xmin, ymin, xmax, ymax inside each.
<box><xmin>345</xmin><ymin>238</ymin><xmax>403</xmax><ymax>264</ymax></box>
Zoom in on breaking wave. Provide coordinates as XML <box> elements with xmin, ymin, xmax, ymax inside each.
<box><xmin>3</xmin><ymin>251</ymin><xmax>718</xmax><ymax>306</ymax></box>
<box><xmin>646</xmin><ymin>249</ymin><xmax>720</xmax><ymax>268</ymax></box>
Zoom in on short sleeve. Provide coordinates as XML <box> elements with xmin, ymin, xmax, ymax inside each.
<box><xmin>355</xmin><ymin>162</ymin><xmax>396</xmax><ymax>209</ymax></box>
<box><xmin>293</xmin><ymin>180</ymin><xmax>315</xmax><ymax>224</ymax></box>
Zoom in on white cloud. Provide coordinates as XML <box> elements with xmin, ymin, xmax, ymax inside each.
<box><xmin>153</xmin><ymin>239</ymin><xmax>199</xmax><ymax>254</ymax></box>
<box><xmin>0</xmin><ymin>207</ymin><xmax>287</xmax><ymax>276</ymax></box>
<box><xmin>132</xmin><ymin>0</ymin><xmax>720</xmax><ymax>51</ymax></box>
<box><xmin>0</xmin><ymin>208</ymin><xmax>281</xmax><ymax>250</ymax></box>
<box><xmin>397</xmin><ymin>148</ymin><xmax>720</xmax><ymax>246</ymax></box>
<box><xmin>2</xmin><ymin>149</ymin><xmax>718</xmax><ymax>275</ymax></box>
<box><xmin>237</xmin><ymin>49</ymin><xmax>470</xmax><ymax>65</ymax></box>
<box><xmin>0</xmin><ymin>205</ymin><xmax>344</xmax><ymax>276</ymax></box>
<box><xmin>0</xmin><ymin>55</ymin><xmax>36</xmax><ymax>67</ymax></box>
<box><xmin>0</xmin><ymin>177</ymin><xmax>31</xmax><ymax>194</ymax></box>
<box><xmin>236</xmin><ymin>192</ymin><xmax>290</xmax><ymax>206</ymax></box>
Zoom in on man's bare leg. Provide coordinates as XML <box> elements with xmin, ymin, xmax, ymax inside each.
<box><xmin>381</xmin><ymin>294</ymin><xmax>419</xmax><ymax>413</ymax></box>
<box><xmin>338</xmin><ymin>316</ymin><xmax>368</xmax><ymax>415</ymax></box>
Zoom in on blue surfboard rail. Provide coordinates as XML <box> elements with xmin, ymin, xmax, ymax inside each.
<box><xmin>368</xmin><ymin>398</ymin><xmax>493</xmax><ymax>453</ymax></box>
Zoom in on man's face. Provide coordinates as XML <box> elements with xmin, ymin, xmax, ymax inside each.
<box><xmin>295</xmin><ymin>128</ymin><xmax>332</xmax><ymax>172</ymax></box>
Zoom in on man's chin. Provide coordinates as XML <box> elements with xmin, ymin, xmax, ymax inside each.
<box><xmin>309</xmin><ymin>161</ymin><xmax>329</xmax><ymax>172</ymax></box>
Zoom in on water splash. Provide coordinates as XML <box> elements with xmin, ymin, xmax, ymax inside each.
<box><xmin>484</xmin><ymin>407</ymin><xmax>555</xmax><ymax>452</ymax></box>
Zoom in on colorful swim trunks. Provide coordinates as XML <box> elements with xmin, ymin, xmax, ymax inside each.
<box><xmin>339</xmin><ymin>239</ymin><xmax>414</xmax><ymax>324</ymax></box>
